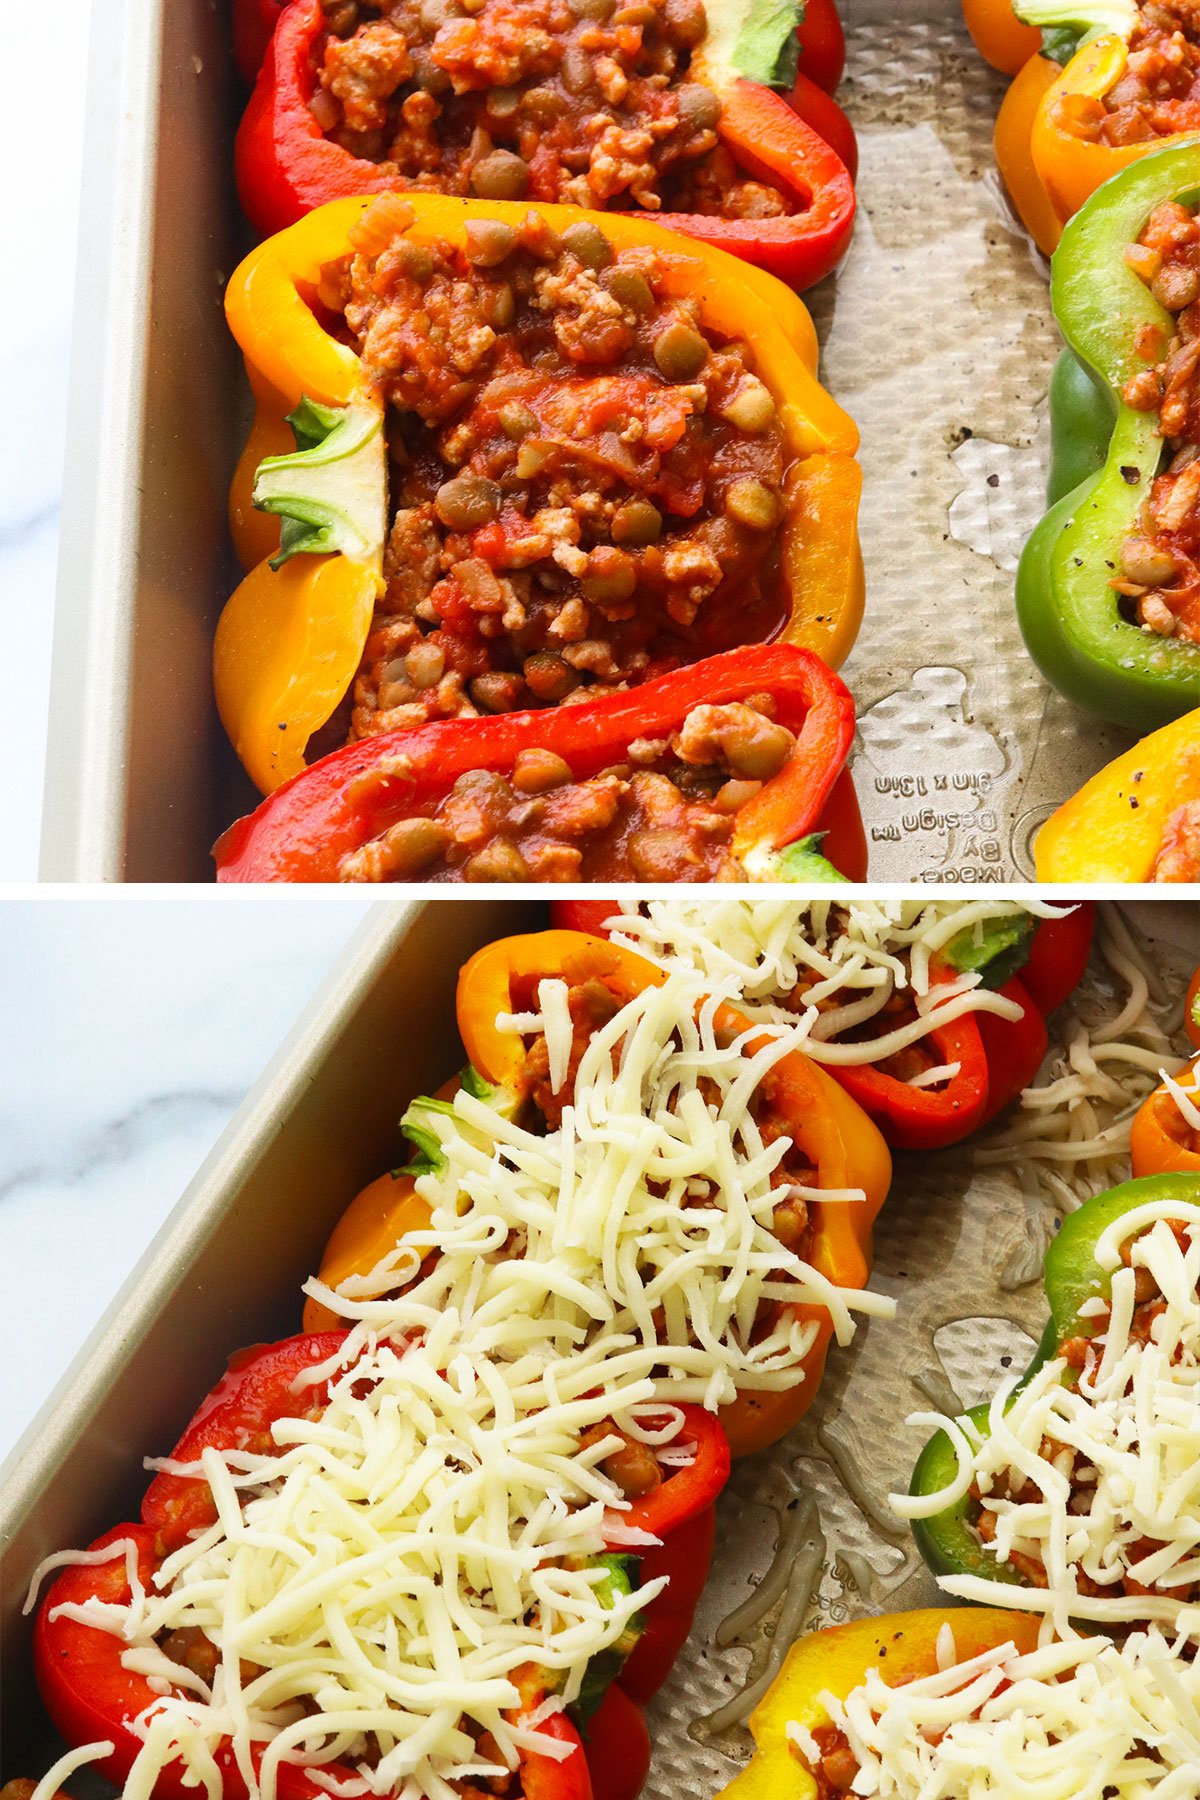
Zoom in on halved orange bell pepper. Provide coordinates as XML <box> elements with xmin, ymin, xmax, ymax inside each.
<box><xmin>1034</xmin><ymin>706</ymin><xmax>1200</xmax><ymax>882</ymax></box>
<box><xmin>962</xmin><ymin>0</ymin><xmax>1044</xmax><ymax>72</ymax></box>
<box><xmin>219</xmin><ymin>194</ymin><xmax>862</xmax><ymax>796</ymax></box>
<box><xmin>455</xmin><ymin>931</ymin><xmax>891</xmax><ymax>1457</ymax></box>
<box><xmin>714</xmin><ymin>1608</ymin><xmax>1041</xmax><ymax>1800</ymax></box>
<box><xmin>1130</xmin><ymin>1056</ymin><xmax>1200</xmax><ymax>1177</ymax></box>
<box><xmin>1032</xmin><ymin>35</ymin><xmax>1200</xmax><ymax>231</ymax></box>
<box><xmin>994</xmin><ymin>51</ymin><xmax>1064</xmax><ymax>254</ymax></box>
<box><xmin>964</xmin><ymin>5</ymin><xmax>1200</xmax><ymax>252</ymax></box>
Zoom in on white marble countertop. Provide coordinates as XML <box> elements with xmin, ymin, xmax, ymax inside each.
<box><xmin>1</xmin><ymin>5</ymin><xmax>90</xmax><ymax>880</ymax></box>
<box><xmin>0</xmin><ymin>896</ymin><xmax>375</xmax><ymax>1460</ymax></box>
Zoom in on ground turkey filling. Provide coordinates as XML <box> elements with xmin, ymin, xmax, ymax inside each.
<box><xmin>1053</xmin><ymin>0</ymin><xmax>1200</xmax><ymax>143</ymax></box>
<box><xmin>522</xmin><ymin>976</ymin><xmax>819</xmax><ymax>1271</ymax></box>
<box><xmin>338</xmin><ymin>696</ymin><xmax>798</xmax><ymax>881</ymax></box>
<box><xmin>1116</xmin><ymin>196</ymin><xmax>1200</xmax><ymax>886</ymax></box>
<box><xmin>965</xmin><ymin>1218</ymin><xmax>1200</xmax><ymax>1606</ymax></box>
<box><xmin>322</xmin><ymin>198</ymin><xmax>788</xmax><ymax>747</ymax></box>
<box><xmin>779</xmin><ymin>940</ymin><xmax>954</xmax><ymax>1088</ymax></box>
<box><xmin>1116</xmin><ymin>197</ymin><xmax>1200</xmax><ymax>645</ymax></box>
<box><xmin>310</xmin><ymin>0</ymin><xmax>791</xmax><ymax>218</ymax></box>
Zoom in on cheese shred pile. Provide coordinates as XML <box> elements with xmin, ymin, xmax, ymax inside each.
<box><xmin>327</xmin><ymin>972</ymin><xmax>895</xmax><ymax>1411</ymax></box>
<box><xmin>789</xmin><ymin>1624</ymin><xmax>1200</xmax><ymax>1799</ymax></box>
<box><xmin>895</xmin><ymin>1201</ymin><xmax>1200</xmax><ymax>1637</ymax></box>
<box><xmin>27</xmin><ymin>963</ymin><xmax>894</xmax><ymax>1800</ymax></box>
<box><xmin>597</xmin><ymin>897</ymin><xmax>1054</xmax><ymax>1074</ymax></box>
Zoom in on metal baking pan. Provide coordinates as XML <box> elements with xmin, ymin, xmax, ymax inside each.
<box><xmin>3</xmin><ymin>896</ymin><xmax>1196</xmax><ymax>1793</ymax></box>
<box><xmin>39</xmin><ymin>0</ymin><xmax>1159</xmax><ymax>882</ymax></box>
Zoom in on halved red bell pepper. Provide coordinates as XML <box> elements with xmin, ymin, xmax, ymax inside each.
<box><xmin>234</xmin><ymin>0</ymin><xmax>287</xmax><ymax>84</ymax></box>
<box><xmin>582</xmin><ymin>1686</ymin><xmax>650</xmax><ymax>1800</ymax></box>
<box><xmin>794</xmin><ymin>0</ymin><xmax>846</xmax><ymax>92</ymax></box>
<box><xmin>144</xmin><ymin>1333</ymin><xmax>725</xmax><ymax>1719</ymax></box>
<box><xmin>550</xmin><ymin>898</ymin><xmax>988</xmax><ymax>1150</ymax></box>
<box><xmin>235</xmin><ymin>0</ymin><xmax>855</xmax><ymax>287</ymax></box>
<box><xmin>606</xmin><ymin>1404</ymin><xmax>731</xmax><ymax>1704</ymax></box>
<box><xmin>546</xmin><ymin>909</ymin><xmax>1092</xmax><ymax>1148</ymax></box>
<box><xmin>234</xmin><ymin>0</ymin><xmax>849</xmax><ymax>91</ymax></box>
<box><xmin>213</xmin><ymin>645</ymin><xmax>862</xmax><ymax>884</ymax></box>
<box><xmin>969</xmin><ymin>907</ymin><xmax>1095</xmax><ymax>1123</ymax></box>
<box><xmin>1015</xmin><ymin>903</ymin><xmax>1095</xmax><ymax>1015</ymax></box>
<box><xmin>35</xmin><ymin>1522</ymin><xmax>589</xmax><ymax>1800</ymax></box>
<box><xmin>141</xmin><ymin>1330</ymin><xmax>349</xmax><ymax>1548</ymax></box>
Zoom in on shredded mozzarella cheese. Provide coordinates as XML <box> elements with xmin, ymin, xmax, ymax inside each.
<box><xmin>789</xmin><ymin>1625</ymin><xmax>1200</xmax><ymax>1798</ymax></box>
<box><xmin>596</xmin><ymin>898</ymin><xmax>1052</xmax><ymax>1079</ymax></box>
<box><xmin>897</xmin><ymin>1205</ymin><xmax>1200</xmax><ymax>1636</ymax></box>
<box><xmin>317</xmin><ymin>970</ymin><xmax>894</xmax><ymax>1410</ymax></box>
<box><xmin>28</xmin><ymin>961</ymin><xmax>896</xmax><ymax>1800</ymax></box>
<box><xmin>32</xmin><ymin>1311</ymin><xmax>665</xmax><ymax>1800</ymax></box>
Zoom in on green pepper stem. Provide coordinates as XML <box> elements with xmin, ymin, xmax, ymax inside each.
<box><xmin>1013</xmin><ymin>0</ymin><xmax>1136</xmax><ymax>38</ymax></box>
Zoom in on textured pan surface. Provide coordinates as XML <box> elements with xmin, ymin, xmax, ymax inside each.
<box><xmin>2</xmin><ymin>899</ymin><xmax>1196</xmax><ymax>1791</ymax></box>
<box><xmin>41</xmin><ymin>0</ymin><xmax>1144</xmax><ymax>879</ymax></box>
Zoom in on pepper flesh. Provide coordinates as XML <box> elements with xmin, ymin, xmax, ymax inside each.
<box><xmin>1130</xmin><ymin>1059</ymin><xmax>1200</xmax><ymax>1176</ymax></box>
<box><xmin>713</xmin><ymin>1607</ymin><xmax>1041</xmax><ymax>1800</ymax></box>
<box><xmin>995</xmin><ymin>50</ymin><xmax>1066</xmax><ymax>255</ymax></box>
<box><xmin>454</xmin><ymin>930</ymin><xmax>891</xmax><ymax>1455</ymax></box>
<box><xmin>1034</xmin><ymin>706</ymin><xmax>1200</xmax><ymax>881</ymax></box>
<box><xmin>1017</xmin><ymin>144</ymin><xmax>1200</xmax><ymax>728</ymax></box>
<box><xmin>213</xmin><ymin>645</ymin><xmax>859</xmax><ymax>882</ymax></box>
<box><xmin>235</xmin><ymin>0</ymin><xmax>855</xmax><ymax>287</ymax></box>
<box><xmin>910</xmin><ymin>1171</ymin><xmax>1200</xmax><ymax>1587</ymax></box>
<box><xmin>219</xmin><ymin>194</ymin><xmax>862</xmax><ymax>795</ymax></box>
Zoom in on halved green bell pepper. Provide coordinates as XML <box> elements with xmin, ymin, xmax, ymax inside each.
<box><xmin>1017</xmin><ymin>142</ymin><xmax>1200</xmax><ymax>731</ymax></box>
<box><xmin>909</xmin><ymin>1171</ymin><xmax>1200</xmax><ymax>1585</ymax></box>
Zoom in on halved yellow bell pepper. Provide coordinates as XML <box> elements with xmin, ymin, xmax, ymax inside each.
<box><xmin>715</xmin><ymin>1607</ymin><xmax>1040</xmax><ymax>1799</ymax></box>
<box><xmin>1035</xmin><ymin>707</ymin><xmax>1200</xmax><ymax>882</ymax></box>
<box><xmin>218</xmin><ymin>194</ymin><xmax>863</xmax><ymax>795</ymax></box>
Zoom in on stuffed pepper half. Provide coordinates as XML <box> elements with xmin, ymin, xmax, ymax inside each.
<box><xmin>218</xmin><ymin>194</ymin><xmax>861</xmax><ymax>797</ymax></box>
<box><xmin>906</xmin><ymin>1172</ymin><xmax>1200</xmax><ymax>1633</ymax></box>
<box><xmin>213</xmin><ymin>645</ymin><xmax>861</xmax><ymax>882</ymax></box>
<box><xmin>713</xmin><ymin>1605</ymin><xmax>1198</xmax><ymax>1797</ymax></box>
<box><xmin>301</xmin><ymin>930</ymin><xmax>893</xmax><ymax>1458</ymax></box>
<box><xmin>1018</xmin><ymin>142</ymin><xmax>1200</xmax><ymax>729</ymax></box>
<box><xmin>28</xmin><ymin>1319</ymin><xmax>698</xmax><ymax>1800</ymax></box>
<box><xmin>546</xmin><ymin>899</ymin><xmax>1093</xmax><ymax>1150</ymax></box>
<box><xmin>965</xmin><ymin>0</ymin><xmax>1200</xmax><ymax>254</ymax></box>
<box><xmin>234</xmin><ymin>0</ymin><xmax>856</xmax><ymax>287</ymax></box>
